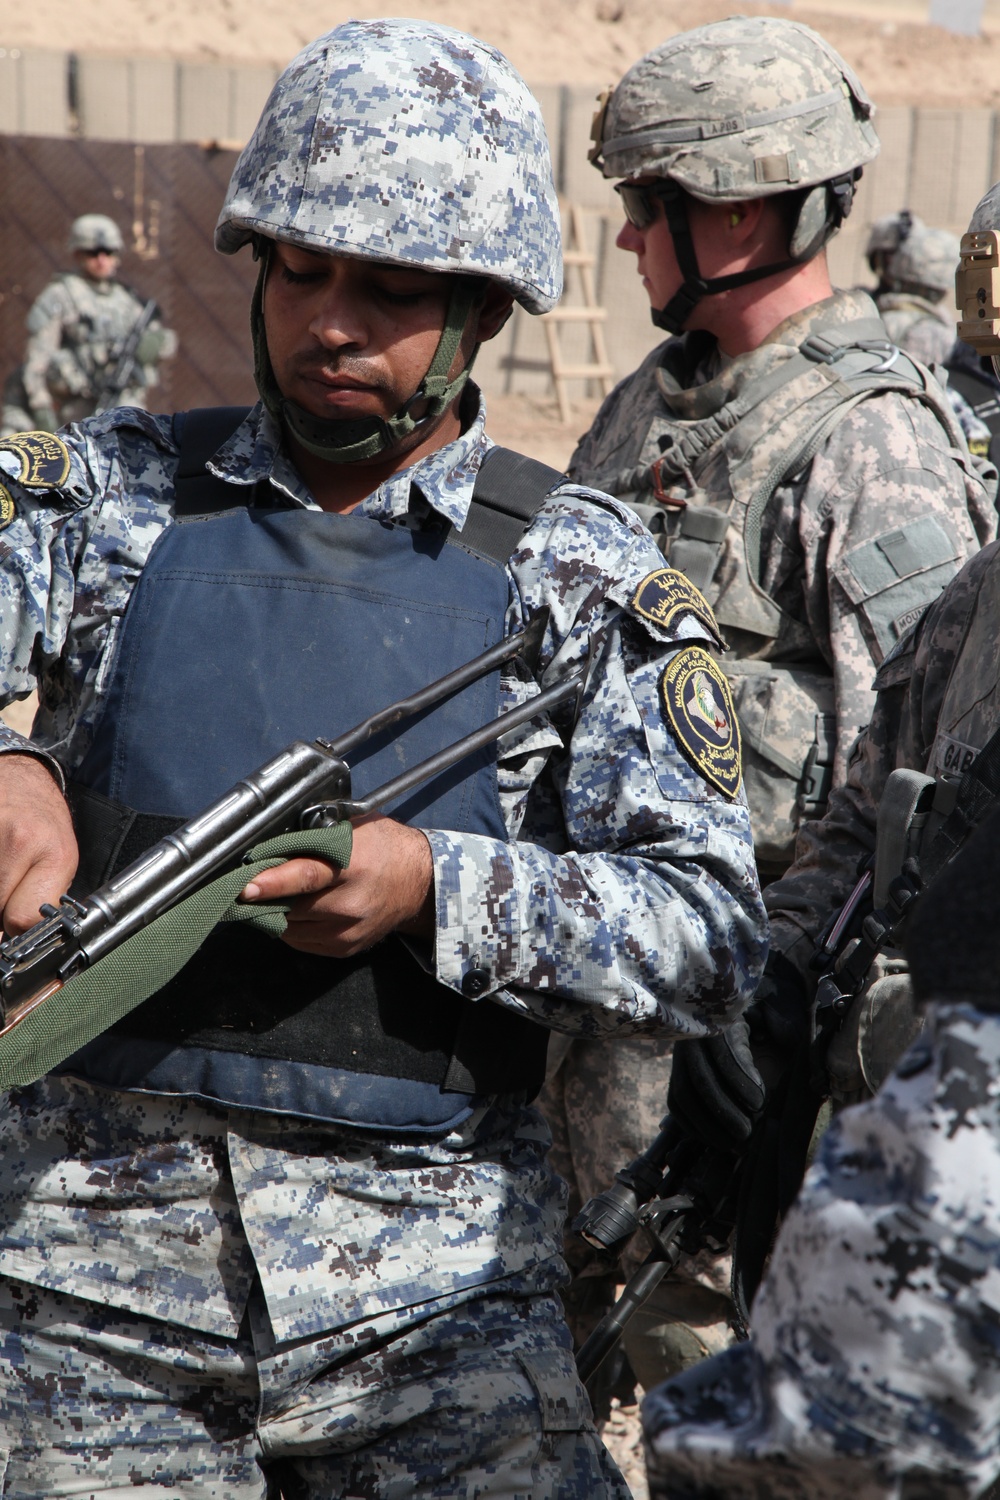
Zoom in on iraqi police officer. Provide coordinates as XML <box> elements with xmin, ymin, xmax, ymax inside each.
<box><xmin>0</xmin><ymin>213</ymin><xmax>176</xmax><ymax>436</ymax></box>
<box><xmin>635</xmin><ymin>178</ymin><xmax>1000</xmax><ymax>1498</ymax></box>
<box><xmin>0</xmin><ymin>21</ymin><xmax>766</xmax><ymax>1498</ymax></box>
<box><xmin>540</xmin><ymin>15</ymin><xmax>996</xmax><ymax>1396</ymax></box>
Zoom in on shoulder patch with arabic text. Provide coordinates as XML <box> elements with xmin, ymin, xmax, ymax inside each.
<box><xmin>633</xmin><ymin>567</ymin><xmax>724</xmax><ymax>647</ymax></box>
<box><xmin>0</xmin><ymin>431</ymin><xmax>71</xmax><ymax>490</ymax></box>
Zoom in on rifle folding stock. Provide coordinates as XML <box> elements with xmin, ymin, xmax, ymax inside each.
<box><xmin>0</xmin><ymin>613</ymin><xmax>581</xmax><ymax>1038</ymax></box>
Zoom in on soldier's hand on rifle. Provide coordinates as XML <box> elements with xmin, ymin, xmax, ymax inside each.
<box><xmin>240</xmin><ymin>812</ymin><xmax>434</xmax><ymax>957</ymax></box>
<box><xmin>0</xmin><ymin>754</ymin><xmax>78</xmax><ymax>935</ymax></box>
<box><xmin>668</xmin><ymin>952</ymin><xmax>810</xmax><ymax>1153</ymax></box>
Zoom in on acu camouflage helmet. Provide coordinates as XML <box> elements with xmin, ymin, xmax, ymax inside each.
<box><xmin>216</xmin><ymin>18</ymin><xmax>561</xmax><ymax>463</ymax></box>
<box><xmin>68</xmin><ymin>214</ymin><xmax>124</xmax><ymax>255</ymax></box>
<box><xmin>866</xmin><ymin>210</ymin><xmax>921</xmax><ymax>266</ymax></box>
<box><xmin>867</xmin><ymin>211</ymin><xmax>957</xmax><ymax>299</ymax></box>
<box><xmin>889</xmin><ymin>224</ymin><xmax>960</xmax><ymax>299</ymax></box>
<box><xmin>590</xmin><ymin>17</ymin><xmax>880</xmax><ymax>331</ymax></box>
<box><xmin>592</xmin><ymin>17</ymin><xmax>878</xmax><ymax>204</ymax></box>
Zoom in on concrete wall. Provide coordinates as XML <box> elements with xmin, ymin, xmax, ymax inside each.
<box><xmin>1</xmin><ymin>47</ymin><xmax>996</xmax><ymax>411</ymax></box>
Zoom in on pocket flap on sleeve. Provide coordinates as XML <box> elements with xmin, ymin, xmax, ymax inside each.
<box><xmin>836</xmin><ymin>517</ymin><xmax>959</xmax><ymax>606</ymax></box>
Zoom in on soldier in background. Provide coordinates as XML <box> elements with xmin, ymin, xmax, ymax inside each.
<box><xmin>865</xmin><ymin>212</ymin><xmax>994</xmax><ymax>460</ymax></box>
<box><xmin>541</xmin><ymin>15</ymin><xmax>996</xmax><ymax>1405</ymax></box>
<box><xmin>0</xmin><ymin>213</ymin><xmax>176</xmax><ymax>435</ymax></box>
<box><xmin>866</xmin><ymin>210</ymin><xmax>960</xmax><ymax>368</ymax></box>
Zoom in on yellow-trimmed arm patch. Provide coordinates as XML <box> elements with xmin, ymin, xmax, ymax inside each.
<box><xmin>661</xmin><ymin>646</ymin><xmax>742</xmax><ymax>799</ymax></box>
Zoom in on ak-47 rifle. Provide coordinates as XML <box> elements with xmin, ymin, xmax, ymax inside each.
<box><xmin>0</xmin><ymin>614</ymin><xmax>581</xmax><ymax>1055</ymax></box>
<box><xmin>93</xmin><ymin>299</ymin><xmax>158</xmax><ymax>414</ymax></box>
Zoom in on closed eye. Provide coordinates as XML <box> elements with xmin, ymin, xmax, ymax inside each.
<box><xmin>279</xmin><ymin>265</ymin><xmax>326</xmax><ymax>286</ymax></box>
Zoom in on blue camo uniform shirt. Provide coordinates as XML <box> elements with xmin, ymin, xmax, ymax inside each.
<box><xmin>0</xmin><ymin>391</ymin><xmax>766</xmax><ymax>1346</ymax></box>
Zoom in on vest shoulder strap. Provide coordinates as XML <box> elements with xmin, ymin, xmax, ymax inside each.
<box><xmin>172</xmin><ymin>406</ymin><xmax>253</xmax><ymax>515</ymax></box>
<box><xmin>458</xmin><ymin>445</ymin><xmax>563</xmax><ymax>563</ymax></box>
<box><xmin>743</xmin><ymin>331</ymin><xmax>963</xmax><ymax>589</ymax></box>
<box><xmin>171</xmin><ymin>408</ymin><xmax>563</xmax><ymax>564</ymax></box>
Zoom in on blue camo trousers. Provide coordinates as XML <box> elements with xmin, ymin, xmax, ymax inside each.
<box><xmin>0</xmin><ymin>1275</ymin><xmax>629</xmax><ymax>1499</ymax></box>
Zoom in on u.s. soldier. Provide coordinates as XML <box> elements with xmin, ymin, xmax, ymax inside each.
<box><xmin>0</xmin><ymin>213</ymin><xmax>176</xmax><ymax>437</ymax></box>
<box><xmin>639</xmin><ymin>177</ymin><xmax>1000</xmax><ymax>1500</ymax></box>
<box><xmin>541</xmin><ymin>15</ymin><xmax>996</xmax><ymax>1395</ymax></box>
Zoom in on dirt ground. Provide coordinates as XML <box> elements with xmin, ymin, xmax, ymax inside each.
<box><xmin>4</xmin><ymin>0</ymin><xmax>1000</xmax><ymax>107</ymax></box>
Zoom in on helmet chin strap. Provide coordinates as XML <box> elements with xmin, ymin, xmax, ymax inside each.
<box><xmin>652</xmin><ymin>182</ymin><xmax>801</xmax><ymax>336</ymax></box>
<box><xmin>250</xmin><ymin>242</ymin><xmax>481</xmax><ymax>464</ymax></box>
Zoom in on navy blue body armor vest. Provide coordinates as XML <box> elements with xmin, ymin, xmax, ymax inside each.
<box><xmin>58</xmin><ymin>417</ymin><xmax>557</xmax><ymax>1131</ymax></box>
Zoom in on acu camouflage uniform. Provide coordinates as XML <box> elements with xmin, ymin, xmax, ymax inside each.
<box><xmin>542</xmin><ymin>15</ymin><xmax>996</xmax><ymax>1395</ymax></box>
<box><xmin>638</xmin><ymin>184</ymin><xmax>1000</xmax><ymax>1494</ymax></box>
<box><xmin>0</xmin><ymin>21</ymin><xmax>767</xmax><ymax>1499</ymax></box>
<box><xmin>868</xmin><ymin>219</ymin><xmax>961</xmax><ymax>372</ymax></box>
<box><xmin>1</xmin><ymin>269</ymin><xmax>176</xmax><ymax>436</ymax></box>
<box><xmin>876</xmin><ymin>289</ymin><xmax>956</xmax><ymax>369</ymax></box>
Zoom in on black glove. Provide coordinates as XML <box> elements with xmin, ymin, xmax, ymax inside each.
<box><xmin>668</xmin><ymin>1017</ymin><xmax>764</xmax><ymax>1153</ymax></box>
<box><xmin>746</xmin><ymin>950</ymin><xmax>811</xmax><ymax>1060</ymax></box>
<box><xmin>667</xmin><ymin>952</ymin><xmax>810</xmax><ymax>1154</ymax></box>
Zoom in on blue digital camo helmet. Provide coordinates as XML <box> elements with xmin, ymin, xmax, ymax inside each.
<box><xmin>216</xmin><ymin>19</ymin><xmax>562</xmax><ymax>462</ymax></box>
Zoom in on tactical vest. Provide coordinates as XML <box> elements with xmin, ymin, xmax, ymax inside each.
<box><xmin>603</xmin><ymin>315</ymin><xmax>977</xmax><ymax>871</ymax></box>
<box><xmin>55</xmin><ymin>410</ymin><xmax>561</xmax><ymax>1132</ymax></box>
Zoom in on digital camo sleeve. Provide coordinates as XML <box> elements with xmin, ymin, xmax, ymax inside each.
<box><xmin>20</xmin><ymin>283</ymin><xmax>73</xmax><ymax>417</ymax></box>
<box><xmin>426</xmin><ymin>490</ymin><xmax>768</xmax><ymax>1041</ymax></box>
<box><xmin>793</xmin><ymin>394</ymin><xmax>991</xmax><ymax>790</ymax></box>
<box><xmin>643</xmin><ymin>997</ymin><xmax>1000</xmax><ymax>1500</ymax></box>
<box><xmin>0</xmin><ymin>427</ymin><xmax>119</xmax><ymax>775</ymax></box>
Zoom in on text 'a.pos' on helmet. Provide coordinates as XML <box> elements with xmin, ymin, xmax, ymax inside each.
<box><xmin>588</xmin><ymin>16</ymin><xmax>880</xmax><ymax>332</ymax></box>
<box><xmin>214</xmin><ymin>17</ymin><xmax>562</xmax><ymax>464</ymax></box>
<box><xmin>68</xmin><ymin>214</ymin><xmax>124</xmax><ymax>254</ymax></box>
<box><xmin>957</xmin><ymin>183</ymin><xmax>1000</xmax><ymax>366</ymax></box>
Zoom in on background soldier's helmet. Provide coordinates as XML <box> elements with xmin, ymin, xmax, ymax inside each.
<box><xmin>216</xmin><ymin>18</ymin><xmax>561</xmax><ymax>314</ymax></box>
<box><xmin>886</xmin><ymin>223</ymin><xmax>960</xmax><ymax>300</ymax></box>
<box><xmin>592</xmin><ymin>16</ymin><xmax>879</xmax><ymax>266</ymax></box>
<box><xmin>68</xmin><ymin>214</ymin><xmax>124</xmax><ymax>255</ymax></box>
<box><xmin>866</xmin><ymin>210</ymin><xmax>921</xmax><ymax>268</ymax></box>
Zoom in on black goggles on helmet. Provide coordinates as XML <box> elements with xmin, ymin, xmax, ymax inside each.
<box><xmin>615</xmin><ymin>180</ymin><xmax>675</xmax><ymax>231</ymax></box>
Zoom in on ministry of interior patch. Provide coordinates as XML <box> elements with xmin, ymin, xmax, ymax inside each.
<box><xmin>0</xmin><ymin>431</ymin><xmax>71</xmax><ymax>489</ymax></box>
<box><xmin>633</xmin><ymin>567</ymin><xmax>723</xmax><ymax>646</ymax></box>
<box><xmin>661</xmin><ymin>647</ymin><xmax>741</xmax><ymax>798</ymax></box>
